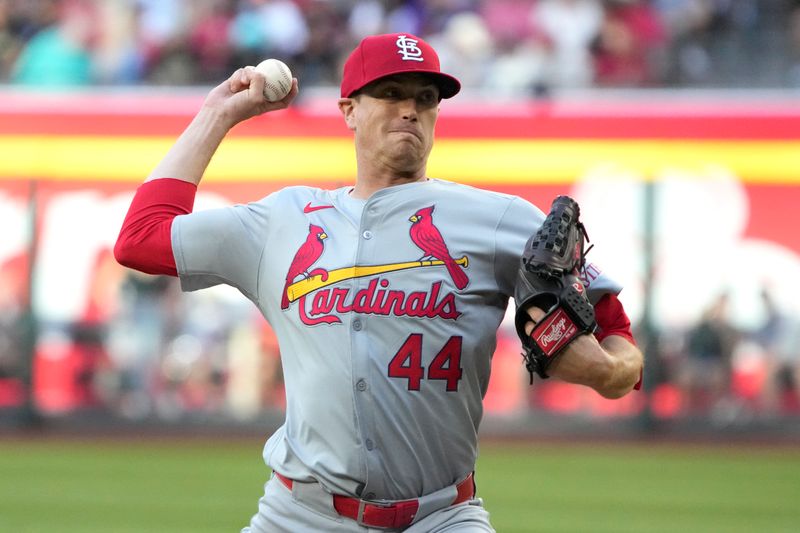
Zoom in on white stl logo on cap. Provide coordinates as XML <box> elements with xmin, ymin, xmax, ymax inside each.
<box><xmin>395</xmin><ymin>35</ymin><xmax>424</xmax><ymax>62</ymax></box>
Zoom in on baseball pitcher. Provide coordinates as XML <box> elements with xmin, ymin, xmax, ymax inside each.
<box><xmin>115</xmin><ymin>33</ymin><xmax>643</xmax><ymax>532</ymax></box>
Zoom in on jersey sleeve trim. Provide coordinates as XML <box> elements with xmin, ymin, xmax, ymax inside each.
<box><xmin>114</xmin><ymin>178</ymin><xmax>197</xmax><ymax>276</ymax></box>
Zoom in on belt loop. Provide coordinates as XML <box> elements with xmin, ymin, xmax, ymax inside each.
<box><xmin>356</xmin><ymin>500</ymin><xmax>367</xmax><ymax>525</ymax></box>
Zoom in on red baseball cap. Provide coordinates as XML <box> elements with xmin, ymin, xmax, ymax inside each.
<box><xmin>340</xmin><ymin>33</ymin><xmax>461</xmax><ymax>99</ymax></box>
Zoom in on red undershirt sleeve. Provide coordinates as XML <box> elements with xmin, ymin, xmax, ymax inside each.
<box><xmin>113</xmin><ymin>178</ymin><xmax>198</xmax><ymax>276</ymax></box>
<box><xmin>594</xmin><ymin>292</ymin><xmax>642</xmax><ymax>390</ymax></box>
<box><xmin>594</xmin><ymin>293</ymin><xmax>635</xmax><ymax>344</ymax></box>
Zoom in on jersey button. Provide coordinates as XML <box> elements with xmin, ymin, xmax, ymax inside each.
<box><xmin>352</xmin><ymin>319</ymin><xmax>362</xmax><ymax>331</ymax></box>
<box><xmin>362</xmin><ymin>230</ymin><xmax>373</xmax><ymax>240</ymax></box>
<box><xmin>364</xmin><ymin>492</ymin><xmax>376</xmax><ymax>500</ymax></box>
<box><xmin>356</xmin><ymin>379</ymin><xmax>367</xmax><ymax>391</ymax></box>
<box><xmin>365</xmin><ymin>439</ymin><xmax>374</xmax><ymax>451</ymax></box>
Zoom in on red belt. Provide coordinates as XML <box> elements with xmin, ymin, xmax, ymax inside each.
<box><xmin>274</xmin><ymin>472</ymin><xmax>475</xmax><ymax>529</ymax></box>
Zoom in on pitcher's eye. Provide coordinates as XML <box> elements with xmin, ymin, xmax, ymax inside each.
<box><xmin>381</xmin><ymin>87</ymin><xmax>401</xmax><ymax>99</ymax></box>
<box><xmin>417</xmin><ymin>90</ymin><xmax>438</xmax><ymax>106</ymax></box>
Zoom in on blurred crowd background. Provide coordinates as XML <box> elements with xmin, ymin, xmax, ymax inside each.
<box><xmin>3</xmin><ymin>0</ymin><xmax>800</xmax><ymax>93</ymax></box>
<box><xmin>2</xmin><ymin>0</ymin><xmax>800</xmax><ymax>435</ymax></box>
<box><xmin>4</xmin><ymin>197</ymin><xmax>797</xmax><ymax>430</ymax></box>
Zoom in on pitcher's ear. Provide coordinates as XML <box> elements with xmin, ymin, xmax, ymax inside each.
<box><xmin>338</xmin><ymin>98</ymin><xmax>356</xmax><ymax>130</ymax></box>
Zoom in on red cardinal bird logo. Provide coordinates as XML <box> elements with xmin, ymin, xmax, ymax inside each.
<box><xmin>409</xmin><ymin>206</ymin><xmax>469</xmax><ymax>290</ymax></box>
<box><xmin>281</xmin><ymin>224</ymin><xmax>329</xmax><ymax>309</ymax></box>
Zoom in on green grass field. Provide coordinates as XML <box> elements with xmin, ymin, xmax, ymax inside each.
<box><xmin>0</xmin><ymin>437</ymin><xmax>798</xmax><ymax>532</ymax></box>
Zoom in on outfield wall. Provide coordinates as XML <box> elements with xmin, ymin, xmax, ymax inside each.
<box><xmin>1</xmin><ymin>90</ymin><xmax>799</xmax><ymax>421</ymax></box>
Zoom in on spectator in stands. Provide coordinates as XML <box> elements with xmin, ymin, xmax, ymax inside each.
<box><xmin>428</xmin><ymin>11</ymin><xmax>494</xmax><ymax>89</ymax></box>
<box><xmin>423</xmin><ymin>0</ymin><xmax>479</xmax><ymax>35</ymax></box>
<box><xmin>651</xmin><ymin>0</ymin><xmax>714</xmax><ymax>85</ymax></box>
<box><xmin>755</xmin><ymin>287</ymin><xmax>800</xmax><ymax>416</ymax></box>
<box><xmin>0</xmin><ymin>253</ymin><xmax>27</xmax><ymax>386</ymax></box>
<box><xmin>531</xmin><ymin>0</ymin><xmax>604</xmax><ymax>89</ymax></box>
<box><xmin>1</xmin><ymin>1</ymin><xmax>798</xmax><ymax>93</ymax></box>
<box><xmin>296</xmin><ymin>0</ymin><xmax>347</xmax><ymax>86</ymax></box>
<box><xmin>480</xmin><ymin>0</ymin><xmax>549</xmax><ymax>96</ymax></box>
<box><xmin>187</xmin><ymin>0</ymin><xmax>234</xmax><ymax>83</ymax></box>
<box><xmin>592</xmin><ymin>0</ymin><xmax>667</xmax><ymax>87</ymax></box>
<box><xmin>786</xmin><ymin>0</ymin><xmax>800</xmax><ymax>85</ymax></box>
<box><xmin>347</xmin><ymin>0</ymin><xmax>385</xmax><ymax>39</ymax></box>
<box><xmin>11</xmin><ymin>0</ymin><xmax>97</xmax><ymax>87</ymax></box>
<box><xmin>677</xmin><ymin>292</ymin><xmax>738</xmax><ymax>415</ymax></box>
<box><xmin>92</xmin><ymin>0</ymin><xmax>147</xmax><ymax>84</ymax></box>
<box><xmin>106</xmin><ymin>270</ymin><xmax>179</xmax><ymax>418</ymax></box>
<box><xmin>258</xmin><ymin>0</ymin><xmax>310</xmax><ymax>60</ymax></box>
<box><xmin>0</xmin><ymin>0</ymin><xmax>20</xmax><ymax>81</ymax></box>
<box><xmin>229</xmin><ymin>0</ymin><xmax>271</xmax><ymax>72</ymax></box>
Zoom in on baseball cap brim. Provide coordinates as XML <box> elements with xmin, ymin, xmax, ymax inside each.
<box><xmin>351</xmin><ymin>69</ymin><xmax>461</xmax><ymax>100</ymax></box>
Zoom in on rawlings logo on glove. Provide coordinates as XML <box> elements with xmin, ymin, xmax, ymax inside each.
<box><xmin>536</xmin><ymin>313</ymin><xmax>575</xmax><ymax>350</ymax></box>
<box><xmin>514</xmin><ymin>195</ymin><xmax>597</xmax><ymax>382</ymax></box>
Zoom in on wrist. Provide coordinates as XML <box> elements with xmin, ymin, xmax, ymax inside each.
<box><xmin>596</xmin><ymin>336</ymin><xmax>642</xmax><ymax>398</ymax></box>
<box><xmin>596</xmin><ymin>350</ymin><xmax>626</xmax><ymax>399</ymax></box>
<box><xmin>574</xmin><ymin>335</ymin><xmax>618</xmax><ymax>395</ymax></box>
<box><xmin>196</xmin><ymin>103</ymin><xmax>237</xmax><ymax>133</ymax></box>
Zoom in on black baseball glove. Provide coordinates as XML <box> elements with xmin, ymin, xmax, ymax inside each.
<box><xmin>514</xmin><ymin>195</ymin><xmax>597</xmax><ymax>382</ymax></box>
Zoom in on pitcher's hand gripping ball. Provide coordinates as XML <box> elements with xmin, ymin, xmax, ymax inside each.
<box><xmin>255</xmin><ymin>59</ymin><xmax>293</xmax><ymax>102</ymax></box>
<box><xmin>514</xmin><ymin>195</ymin><xmax>597</xmax><ymax>382</ymax></box>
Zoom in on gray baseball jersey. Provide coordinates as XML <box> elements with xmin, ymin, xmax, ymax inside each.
<box><xmin>172</xmin><ymin>178</ymin><xmax>620</xmax><ymax>501</ymax></box>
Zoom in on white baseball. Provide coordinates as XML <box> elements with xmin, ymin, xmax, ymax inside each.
<box><xmin>255</xmin><ymin>59</ymin><xmax>292</xmax><ymax>102</ymax></box>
